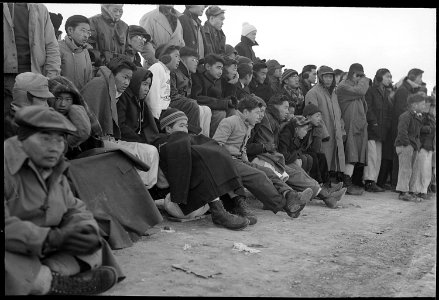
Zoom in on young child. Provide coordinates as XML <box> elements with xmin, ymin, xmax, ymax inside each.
<box><xmin>409</xmin><ymin>96</ymin><xmax>436</xmax><ymax>199</ymax></box>
<box><xmin>394</xmin><ymin>93</ymin><xmax>426</xmax><ymax>201</ymax></box>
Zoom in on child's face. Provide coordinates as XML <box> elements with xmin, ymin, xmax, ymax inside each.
<box><xmin>245</xmin><ymin>107</ymin><xmax>262</xmax><ymax>126</ymax></box>
<box><xmin>49</xmin><ymin>92</ymin><xmax>74</xmax><ymax>115</ymax></box>
<box><xmin>308</xmin><ymin>112</ymin><xmax>322</xmax><ymax>126</ymax></box>
<box><xmin>206</xmin><ymin>62</ymin><xmax>223</xmax><ymax>79</ymax></box>
<box><xmin>68</xmin><ymin>23</ymin><xmax>91</xmax><ymax>46</ymax></box>
<box><xmin>138</xmin><ymin>77</ymin><xmax>152</xmax><ymax>100</ymax></box>
<box><xmin>296</xmin><ymin>125</ymin><xmax>309</xmax><ymax>139</ymax></box>
<box><xmin>224</xmin><ymin>64</ymin><xmax>237</xmax><ymax>81</ymax></box>
<box><xmin>412</xmin><ymin>100</ymin><xmax>425</xmax><ymax>113</ymax></box>
<box><xmin>167</xmin><ymin>119</ymin><xmax>188</xmax><ymax>134</ymax></box>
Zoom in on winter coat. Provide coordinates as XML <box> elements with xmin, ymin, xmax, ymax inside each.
<box><xmin>202</xmin><ymin>21</ymin><xmax>226</xmax><ymax>55</ymax></box>
<box><xmin>235</xmin><ymin>81</ymin><xmax>251</xmax><ymax>100</ymax></box>
<box><xmin>191</xmin><ymin>71</ymin><xmax>231</xmax><ymax>110</ymax></box>
<box><xmin>302</xmin><ymin>122</ymin><xmax>329</xmax><ymax>154</ymax></box>
<box><xmin>4</xmin><ymin>136</ymin><xmax>123</xmax><ymax>294</ymax></box>
<box><xmin>172</xmin><ymin>61</ymin><xmax>193</xmax><ymax>98</ymax></box>
<box><xmin>299</xmin><ymin>77</ymin><xmax>313</xmax><ymax>97</ymax></box>
<box><xmin>152</xmin><ymin>131</ymin><xmax>243</xmax><ymax>215</ymax></box>
<box><xmin>81</xmin><ymin>66</ymin><xmax>121</xmax><ymax>139</ymax></box>
<box><xmin>179</xmin><ymin>8</ymin><xmax>206</xmax><ymax>58</ymax></box>
<box><xmin>139</xmin><ymin>7</ymin><xmax>185</xmax><ymax>65</ymax></box>
<box><xmin>248</xmin><ymin>76</ymin><xmax>274</xmax><ymax>103</ymax></box>
<box><xmin>146</xmin><ymin>61</ymin><xmax>172</xmax><ymax>119</ymax></box>
<box><xmin>337</xmin><ymin>77</ymin><xmax>369</xmax><ymax>164</ymax></box>
<box><xmin>253</xmin><ymin>105</ymin><xmax>283</xmax><ymax>150</ymax></box>
<box><xmin>221</xmin><ymin>76</ymin><xmax>238</xmax><ymax>99</ymax></box>
<box><xmin>65</xmin><ymin>105</ymin><xmax>92</xmax><ymax>147</ymax></box>
<box><xmin>234</xmin><ymin>35</ymin><xmax>258</xmax><ymax>61</ymax></box>
<box><xmin>279</xmin><ymin>120</ymin><xmax>308</xmax><ymax>165</ymax></box>
<box><xmin>365</xmin><ymin>84</ymin><xmax>393</xmax><ymax>141</ymax></box>
<box><xmin>3</xmin><ymin>3</ymin><xmax>60</xmax><ymax>77</ymax></box>
<box><xmin>280</xmin><ymin>85</ymin><xmax>305</xmax><ymax>115</ymax></box>
<box><xmin>420</xmin><ymin>112</ymin><xmax>436</xmax><ymax>151</ymax></box>
<box><xmin>394</xmin><ymin>110</ymin><xmax>423</xmax><ymax>151</ymax></box>
<box><xmin>268</xmin><ymin>75</ymin><xmax>282</xmax><ymax>96</ymax></box>
<box><xmin>59</xmin><ymin>37</ymin><xmax>94</xmax><ymax>91</ymax></box>
<box><xmin>305</xmin><ymin>83</ymin><xmax>346</xmax><ymax>172</ymax></box>
<box><xmin>117</xmin><ymin>68</ymin><xmax>159</xmax><ymax>144</ymax></box>
<box><xmin>88</xmin><ymin>7</ymin><xmax>129</xmax><ymax>66</ymax></box>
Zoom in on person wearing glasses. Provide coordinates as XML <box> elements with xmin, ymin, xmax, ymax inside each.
<box><xmin>59</xmin><ymin>15</ymin><xmax>93</xmax><ymax>91</ymax></box>
<box><xmin>336</xmin><ymin>63</ymin><xmax>371</xmax><ymax>195</ymax></box>
<box><xmin>125</xmin><ymin>25</ymin><xmax>151</xmax><ymax>68</ymax></box>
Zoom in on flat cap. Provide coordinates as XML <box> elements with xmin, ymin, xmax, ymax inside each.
<box><xmin>13</xmin><ymin>72</ymin><xmax>54</xmax><ymax>98</ymax></box>
<box><xmin>205</xmin><ymin>5</ymin><xmax>225</xmax><ymax>18</ymax></box>
<box><xmin>237</xmin><ymin>56</ymin><xmax>253</xmax><ymax>65</ymax></box>
<box><xmin>266</xmin><ymin>59</ymin><xmax>285</xmax><ymax>71</ymax></box>
<box><xmin>348</xmin><ymin>63</ymin><xmax>364</xmax><ymax>75</ymax></box>
<box><xmin>15</xmin><ymin>105</ymin><xmax>77</xmax><ymax>134</ymax></box>
<box><xmin>318</xmin><ymin>65</ymin><xmax>335</xmax><ymax>76</ymax></box>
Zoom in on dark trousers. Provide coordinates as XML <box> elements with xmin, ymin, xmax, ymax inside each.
<box><xmin>391</xmin><ymin>153</ymin><xmax>399</xmax><ymax>187</ymax></box>
<box><xmin>4</xmin><ymin>74</ymin><xmax>17</xmax><ymax>118</ymax></box>
<box><xmin>232</xmin><ymin>159</ymin><xmax>287</xmax><ymax>213</ymax></box>
<box><xmin>305</xmin><ymin>151</ymin><xmax>329</xmax><ymax>184</ymax></box>
<box><xmin>377</xmin><ymin>158</ymin><xmax>393</xmax><ymax>187</ymax></box>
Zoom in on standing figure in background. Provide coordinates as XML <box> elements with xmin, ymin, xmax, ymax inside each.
<box><xmin>203</xmin><ymin>5</ymin><xmax>226</xmax><ymax>56</ymax></box>
<box><xmin>299</xmin><ymin>64</ymin><xmax>317</xmax><ymax>97</ymax></box>
<box><xmin>179</xmin><ymin>5</ymin><xmax>207</xmax><ymax>59</ymax></box>
<box><xmin>235</xmin><ymin>22</ymin><xmax>259</xmax><ymax>62</ymax></box>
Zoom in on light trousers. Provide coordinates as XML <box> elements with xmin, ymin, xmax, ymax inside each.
<box><xmin>395</xmin><ymin>145</ymin><xmax>417</xmax><ymax>192</ymax></box>
<box><xmin>199</xmin><ymin>105</ymin><xmax>212</xmax><ymax>137</ymax></box>
<box><xmin>363</xmin><ymin>140</ymin><xmax>382</xmax><ymax>181</ymax></box>
<box><xmin>410</xmin><ymin>148</ymin><xmax>433</xmax><ymax>194</ymax></box>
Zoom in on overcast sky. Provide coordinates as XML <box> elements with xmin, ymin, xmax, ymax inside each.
<box><xmin>45</xmin><ymin>4</ymin><xmax>436</xmax><ymax>92</ymax></box>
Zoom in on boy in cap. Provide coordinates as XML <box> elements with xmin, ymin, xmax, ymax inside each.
<box><xmin>4</xmin><ymin>72</ymin><xmax>53</xmax><ymax>140</ymax></box>
<box><xmin>88</xmin><ymin>4</ymin><xmax>128</xmax><ymax>67</ymax></box>
<box><xmin>125</xmin><ymin>25</ymin><xmax>151</xmax><ymax>67</ymax></box>
<box><xmin>237</xmin><ymin>56</ymin><xmax>254</xmax><ymax>68</ymax></box>
<box><xmin>171</xmin><ymin>46</ymin><xmax>212</xmax><ymax>136</ymax></box>
<box><xmin>59</xmin><ymin>15</ymin><xmax>94</xmax><ymax>90</ymax></box>
<box><xmin>235</xmin><ymin>63</ymin><xmax>253</xmax><ymax>100</ymax></box>
<box><xmin>179</xmin><ymin>5</ymin><xmax>207</xmax><ymax>59</ymax></box>
<box><xmin>225</xmin><ymin>44</ymin><xmax>238</xmax><ymax>60</ymax></box>
<box><xmin>337</xmin><ymin>63</ymin><xmax>370</xmax><ymax>196</ymax></box>
<box><xmin>395</xmin><ymin>93</ymin><xmax>426</xmax><ymax>201</ymax></box>
<box><xmin>235</xmin><ymin>22</ymin><xmax>259</xmax><ymax>62</ymax></box>
<box><xmin>280</xmin><ymin>68</ymin><xmax>305</xmax><ymax>115</ymax></box>
<box><xmin>203</xmin><ymin>5</ymin><xmax>226</xmax><ymax>55</ymax></box>
<box><xmin>5</xmin><ymin>105</ymin><xmax>123</xmax><ymax>295</ymax></box>
<box><xmin>153</xmin><ymin>108</ymin><xmax>251</xmax><ymax>229</ymax></box>
<box><xmin>266</xmin><ymin>59</ymin><xmax>285</xmax><ymax>95</ymax></box>
<box><xmin>299</xmin><ymin>64</ymin><xmax>317</xmax><ymax>97</ymax></box>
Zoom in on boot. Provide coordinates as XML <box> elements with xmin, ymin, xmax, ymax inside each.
<box><xmin>323</xmin><ymin>182</ymin><xmax>344</xmax><ymax>194</ymax></box>
<box><xmin>364</xmin><ymin>180</ymin><xmax>385</xmax><ymax>193</ymax></box>
<box><xmin>283</xmin><ymin>188</ymin><xmax>313</xmax><ymax>218</ymax></box>
<box><xmin>322</xmin><ymin>187</ymin><xmax>347</xmax><ymax>208</ymax></box>
<box><xmin>229</xmin><ymin>196</ymin><xmax>257</xmax><ymax>225</ymax></box>
<box><xmin>342</xmin><ymin>174</ymin><xmax>364</xmax><ymax>195</ymax></box>
<box><xmin>398</xmin><ymin>192</ymin><xmax>417</xmax><ymax>202</ymax></box>
<box><xmin>209</xmin><ymin>200</ymin><xmax>250</xmax><ymax>230</ymax></box>
<box><xmin>49</xmin><ymin>266</ymin><xmax>118</xmax><ymax>295</ymax></box>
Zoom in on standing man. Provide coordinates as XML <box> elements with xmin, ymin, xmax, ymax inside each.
<box><xmin>179</xmin><ymin>5</ymin><xmax>207</xmax><ymax>59</ymax></box>
<box><xmin>5</xmin><ymin>105</ymin><xmax>123</xmax><ymax>295</ymax></box>
<box><xmin>3</xmin><ymin>3</ymin><xmax>61</xmax><ymax>118</ymax></box>
<box><xmin>305</xmin><ymin>66</ymin><xmax>346</xmax><ymax>182</ymax></box>
<box><xmin>125</xmin><ymin>25</ymin><xmax>151</xmax><ymax>67</ymax></box>
<box><xmin>234</xmin><ymin>22</ymin><xmax>259</xmax><ymax>62</ymax></box>
<box><xmin>266</xmin><ymin>59</ymin><xmax>285</xmax><ymax>95</ymax></box>
<box><xmin>203</xmin><ymin>5</ymin><xmax>226</xmax><ymax>56</ymax></box>
<box><xmin>299</xmin><ymin>64</ymin><xmax>317</xmax><ymax>97</ymax></box>
<box><xmin>337</xmin><ymin>63</ymin><xmax>370</xmax><ymax>195</ymax></box>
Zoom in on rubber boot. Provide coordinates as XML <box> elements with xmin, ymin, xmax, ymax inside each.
<box><xmin>230</xmin><ymin>196</ymin><xmax>258</xmax><ymax>225</ymax></box>
<box><xmin>49</xmin><ymin>266</ymin><xmax>118</xmax><ymax>295</ymax></box>
<box><xmin>209</xmin><ymin>200</ymin><xmax>250</xmax><ymax>230</ymax></box>
<box><xmin>283</xmin><ymin>188</ymin><xmax>313</xmax><ymax>218</ymax></box>
<box><xmin>343</xmin><ymin>174</ymin><xmax>364</xmax><ymax>195</ymax></box>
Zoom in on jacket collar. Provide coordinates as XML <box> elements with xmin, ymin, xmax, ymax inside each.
<box><xmin>183</xmin><ymin>8</ymin><xmax>202</xmax><ymax>25</ymax></box>
<box><xmin>236</xmin><ymin>109</ymin><xmax>252</xmax><ymax>129</ymax></box>
<box><xmin>203</xmin><ymin>71</ymin><xmax>218</xmax><ymax>84</ymax></box>
<box><xmin>240</xmin><ymin>35</ymin><xmax>259</xmax><ymax>46</ymax></box>
<box><xmin>403</xmin><ymin>78</ymin><xmax>421</xmax><ymax>93</ymax></box>
<box><xmin>266</xmin><ymin>105</ymin><xmax>282</xmax><ymax>124</ymax></box>
<box><xmin>64</xmin><ymin>36</ymin><xmax>92</xmax><ymax>52</ymax></box>
<box><xmin>178</xmin><ymin>60</ymin><xmax>191</xmax><ymax>78</ymax></box>
<box><xmin>5</xmin><ymin>136</ymin><xmax>69</xmax><ymax>176</ymax></box>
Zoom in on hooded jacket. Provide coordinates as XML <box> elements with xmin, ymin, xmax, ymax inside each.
<box><xmin>202</xmin><ymin>21</ymin><xmax>226</xmax><ymax>55</ymax></box>
<box><xmin>58</xmin><ymin>36</ymin><xmax>94</xmax><ymax>91</ymax></box>
<box><xmin>278</xmin><ymin>119</ymin><xmax>307</xmax><ymax>165</ymax></box>
<box><xmin>235</xmin><ymin>35</ymin><xmax>258</xmax><ymax>62</ymax></box>
<box><xmin>88</xmin><ymin>6</ymin><xmax>129</xmax><ymax>66</ymax></box>
<box><xmin>179</xmin><ymin>8</ymin><xmax>206</xmax><ymax>58</ymax></box>
<box><xmin>117</xmin><ymin>68</ymin><xmax>159</xmax><ymax>143</ymax></box>
<box><xmin>3</xmin><ymin>3</ymin><xmax>61</xmax><ymax>77</ymax></box>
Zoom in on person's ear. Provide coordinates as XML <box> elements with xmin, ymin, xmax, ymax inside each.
<box><xmin>160</xmin><ymin>55</ymin><xmax>172</xmax><ymax>65</ymax></box>
<box><xmin>67</xmin><ymin>26</ymin><xmax>74</xmax><ymax>36</ymax></box>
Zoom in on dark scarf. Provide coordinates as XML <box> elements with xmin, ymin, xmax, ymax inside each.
<box><xmin>159</xmin><ymin>5</ymin><xmax>178</xmax><ymax>33</ymax></box>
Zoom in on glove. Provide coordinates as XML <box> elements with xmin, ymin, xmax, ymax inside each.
<box><xmin>230</xmin><ymin>96</ymin><xmax>238</xmax><ymax>109</ymax></box>
<box><xmin>263</xmin><ymin>143</ymin><xmax>276</xmax><ymax>153</ymax></box>
<box><xmin>45</xmin><ymin>225</ymin><xmax>101</xmax><ymax>256</ymax></box>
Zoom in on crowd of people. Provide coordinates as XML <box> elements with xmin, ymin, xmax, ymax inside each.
<box><xmin>4</xmin><ymin>3</ymin><xmax>436</xmax><ymax>295</ymax></box>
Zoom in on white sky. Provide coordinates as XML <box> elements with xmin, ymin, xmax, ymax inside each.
<box><xmin>44</xmin><ymin>4</ymin><xmax>436</xmax><ymax>92</ymax></box>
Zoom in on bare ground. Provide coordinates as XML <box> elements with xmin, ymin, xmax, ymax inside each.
<box><xmin>104</xmin><ymin>190</ymin><xmax>436</xmax><ymax>297</ymax></box>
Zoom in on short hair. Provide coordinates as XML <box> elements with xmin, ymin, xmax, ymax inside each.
<box><xmin>253</xmin><ymin>62</ymin><xmax>267</xmax><ymax>73</ymax></box>
<box><xmin>107</xmin><ymin>56</ymin><xmax>137</xmax><ymax>75</ymax></box>
<box><xmin>268</xmin><ymin>93</ymin><xmax>289</xmax><ymax>106</ymax></box>
<box><xmin>204</xmin><ymin>54</ymin><xmax>225</xmax><ymax>66</ymax></box>
<box><xmin>237</xmin><ymin>64</ymin><xmax>253</xmax><ymax>79</ymax></box>
<box><xmin>373</xmin><ymin>68</ymin><xmax>391</xmax><ymax>84</ymax></box>
<box><xmin>407</xmin><ymin>68</ymin><xmax>424</xmax><ymax>81</ymax></box>
<box><xmin>237</xmin><ymin>94</ymin><xmax>262</xmax><ymax>112</ymax></box>
<box><xmin>334</xmin><ymin>69</ymin><xmax>344</xmax><ymax>76</ymax></box>
<box><xmin>179</xmin><ymin>46</ymin><xmax>199</xmax><ymax>58</ymax></box>
<box><xmin>65</xmin><ymin>15</ymin><xmax>89</xmax><ymax>33</ymax></box>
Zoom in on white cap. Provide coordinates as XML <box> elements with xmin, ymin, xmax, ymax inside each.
<box><xmin>242</xmin><ymin>22</ymin><xmax>257</xmax><ymax>37</ymax></box>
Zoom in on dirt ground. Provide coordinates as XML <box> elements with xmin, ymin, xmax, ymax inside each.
<box><xmin>104</xmin><ymin>190</ymin><xmax>436</xmax><ymax>297</ymax></box>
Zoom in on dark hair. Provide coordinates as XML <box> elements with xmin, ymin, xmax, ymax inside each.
<box><xmin>155</xmin><ymin>44</ymin><xmax>180</xmax><ymax>60</ymax></box>
<box><xmin>373</xmin><ymin>68</ymin><xmax>391</xmax><ymax>85</ymax></box>
<box><xmin>237</xmin><ymin>95</ymin><xmax>262</xmax><ymax>112</ymax></box>
<box><xmin>237</xmin><ymin>64</ymin><xmax>253</xmax><ymax>79</ymax></box>
<box><xmin>107</xmin><ymin>56</ymin><xmax>137</xmax><ymax>75</ymax></box>
<box><xmin>302</xmin><ymin>64</ymin><xmax>317</xmax><ymax>79</ymax></box>
<box><xmin>65</xmin><ymin>15</ymin><xmax>89</xmax><ymax>33</ymax></box>
<box><xmin>204</xmin><ymin>54</ymin><xmax>225</xmax><ymax>66</ymax></box>
<box><xmin>407</xmin><ymin>68</ymin><xmax>424</xmax><ymax>81</ymax></box>
<box><xmin>268</xmin><ymin>93</ymin><xmax>289</xmax><ymax>106</ymax></box>
<box><xmin>179</xmin><ymin>46</ymin><xmax>199</xmax><ymax>58</ymax></box>
<box><xmin>334</xmin><ymin>69</ymin><xmax>344</xmax><ymax>76</ymax></box>
<box><xmin>253</xmin><ymin>62</ymin><xmax>267</xmax><ymax>73</ymax></box>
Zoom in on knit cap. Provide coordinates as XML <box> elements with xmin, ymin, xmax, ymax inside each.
<box><xmin>242</xmin><ymin>22</ymin><xmax>257</xmax><ymax>36</ymax></box>
<box><xmin>281</xmin><ymin>69</ymin><xmax>298</xmax><ymax>83</ymax></box>
<box><xmin>159</xmin><ymin>108</ymin><xmax>188</xmax><ymax>130</ymax></box>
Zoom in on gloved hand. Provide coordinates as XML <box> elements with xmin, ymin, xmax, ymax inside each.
<box><xmin>45</xmin><ymin>224</ymin><xmax>101</xmax><ymax>256</ymax></box>
<box><xmin>230</xmin><ymin>96</ymin><xmax>239</xmax><ymax>109</ymax></box>
<box><xmin>263</xmin><ymin>143</ymin><xmax>276</xmax><ymax>153</ymax></box>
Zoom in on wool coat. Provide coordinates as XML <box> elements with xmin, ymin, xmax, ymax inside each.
<box><xmin>179</xmin><ymin>8</ymin><xmax>206</xmax><ymax>57</ymax></box>
<box><xmin>234</xmin><ymin>35</ymin><xmax>258</xmax><ymax>62</ymax></box>
<box><xmin>117</xmin><ymin>68</ymin><xmax>159</xmax><ymax>144</ymax></box>
<box><xmin>191</xmin><ymin>71</ymin><xmax>230</xmax><ymax>110</ymax></box>
<box><xmin>394</xmin><ymin>110</ymin><xmax>423</xmax><ymax>151</ymax></box>
<box><xmin>278</xmin><ymin>120</ymin><xmax>307</xmax><ymax>165</ymax></box>
<box><xmin>279</xmin><ymin>85</ymin><xmax>305</xmax><ymax>115</ymax></box>
<box><xmin>88</xmin><ymin>7</ymin><xmax>128</xmax><ymax>66</ymax></box>
<box><xmin>202</xmin><ymin>21</ymin><xmax>226</xmax><ymax>55</ymax></box>
<box><xmin>3</xmin><ymin>3</ymin><xmax>60</xmax><ymax>77</ymax></box>
<box><xmin>4</xmin><ymin>137</ymin><xmax>123</xmax><ymax>294</ymax></box>
<box><xmin>305</xmin><ymin>83</ymin><xmax>346</xmax><ymax>172</ymax></box>
<box><xmin>152</xmin><ymin>131</ymin><xmax>244</xmax><ymax>215</ymax></box>
<box><xmin>248</xmin><ymin>76</ymin><xmax>274</xmax><ymax>103</ymax></box>
<box><xmin>365</xmin><ymin>83</ymin><xmax>393</xmax><ymax>141</ymax></box>
<box><xmin>337</xmin><ymin>77</ymin><xmax>369</xmax><ymax>164</ymax></box>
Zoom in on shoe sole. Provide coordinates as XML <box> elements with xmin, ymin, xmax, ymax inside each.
<box><xmin>325</xmin><ymin>187</ymin><xmax>347</xmax><ymax>208</ymax></box>
<box><xmin>213</xmin><ymin>218</ymin><xmax>250</xmax><ymax>230</ymax></box>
